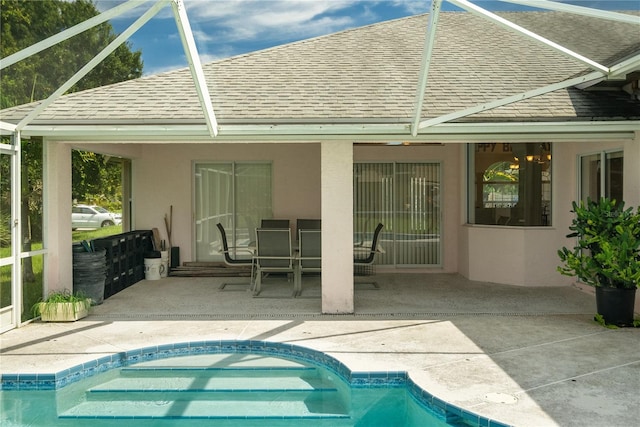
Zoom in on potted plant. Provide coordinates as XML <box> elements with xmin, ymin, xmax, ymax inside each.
<box><xmin>558</xmin><ymin>198</ymin><xmax>640</xmax><ymax>326</ymax></box>
<box><xmin>32</xmin><ymin>289</ymin><xmax>92</xmax><ymax>322</ymax></box>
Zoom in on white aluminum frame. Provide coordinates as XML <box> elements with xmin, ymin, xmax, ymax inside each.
<box><xmin>412</xmin><ymin>0</ymin><xmax>640</xmax><ymax>136</ymax></box>
<box><xmin>1</xmin><ymin>0</ymin><xmax>636</xmax><ymax>141</ymax></box>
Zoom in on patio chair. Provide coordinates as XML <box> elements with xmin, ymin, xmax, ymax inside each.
<box><xmin>295</xmin><ymin>229</ymin><xmax>321</xmax><ymax>296</ymax></box>
<box><xmin>216</xmin><ymin>223</ymin><xmax>254</xmax><ymax>290</ymax></box>
<box><xmin>254</xmin><ymin>228</ymin><xmax>296</xmax><ymax>296</ymax></box>
<box><xmin>296</xmin><ymin>218</ymin><xmax>321</xmax><ymax>230</ymax></box>
<box><xmin>296</xmin><ymin>218</ymin><xmax>321</xmax><ymax>241</ymax></box>
<box><xmin>354</xmin><ymin>223</ymin><xmax>384</xmax><ymax>287</ymax></box>
<box><xmin>261</xmin><ymin>218</ymin><xmax>290</xmax><ymax>229</ymax></box>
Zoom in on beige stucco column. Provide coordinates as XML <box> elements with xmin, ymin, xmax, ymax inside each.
<box><xmin>45</xmin><ymin>141</ymin><xmax>73</xmax><ymax>293</ymax></box>
<box><xmin>321</xmin><ymin>141</ymin><xmax>354</xmax><ymax>313</ymax></box>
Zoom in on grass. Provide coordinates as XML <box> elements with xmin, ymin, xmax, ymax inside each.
<box><xmin>1</xmin><ymin>226</ymin><xmax>121</xmax><ymax>322</ymax></box>
<box><xmin>72</xmin><ymin>225</ymin><xmax>123</xmax><ymax>243</ymax></box>
<box><xmin>0</xmin><ymin>251</ymin><xmax>44</xmax><ymax>322</ymax></box>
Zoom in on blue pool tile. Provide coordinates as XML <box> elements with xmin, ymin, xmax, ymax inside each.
<box><xmin>489</xmin><ymin>419</ymin><xmax>513</xmax><ymax>427</ymax></box>
<box><xmin>18</xmin><ymin>373</ymin><xmax>37</xmax><ymax>381</ymax></box>
<box><xmin>1</xmin><ymin>339</ymin><xmax>510</xmax><ymax>427</ymax></box>
<box><xmin>478</xmin><ymin>415</ymin><xmax>491</xmax><ymax>427</ymax></box>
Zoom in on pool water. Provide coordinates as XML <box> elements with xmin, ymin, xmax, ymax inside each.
<box><xmin>1</xmin><ymin>341</ymin><xmax>504</xmax><ymax>426</ymax></box>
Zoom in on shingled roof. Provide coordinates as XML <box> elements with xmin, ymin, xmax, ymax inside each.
<box><xmin>2</xmin><ymin>11</ymin><xmax>639</xmax><ymax>132</ymax></box>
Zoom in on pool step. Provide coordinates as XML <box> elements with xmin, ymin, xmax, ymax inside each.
<box><xmin>89</xmin><ymin>372</ymin><xmax>333</xmax><ymax>392</ymax></box>
<box><xmin>119</xmin><ymin>365</ymin><xmax>319</xmax><ymax>378</ymax></box>
<box><xmin>59</xmin><ymin>354</ymin><xmax>351</xmax><ymax>421</ymax></box>
<box><xmin>59</xmin><ymin>394</ymin><xmax>350</xmax><ymax>420</ymax></box>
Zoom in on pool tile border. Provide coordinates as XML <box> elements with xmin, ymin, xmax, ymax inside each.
<box><xmin>1</xmin><ymin>340</ymin><xmax>511</xmax><ymax>427</ymax></box>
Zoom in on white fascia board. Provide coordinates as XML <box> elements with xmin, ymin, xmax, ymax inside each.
<box><xmin>496</xmin><ymin>0</ymin><xmax>640</xmax><ymax>25</ymax></box>
<box><xmin>0</xmin><ymin>0</ymin><xmax>155</xmax><ymax>70</ymax></box>
<box><xmin>448</xmin><ymin>0</ymin><xmax>609</xmax><ymax>73</ymax></box>
<box><xmin>15</xmin><ymin>1</ymin><xmax>167</xmax><ymax>132</ymax></box>
<box><xmin>17</xmin><ymin>121</ymin><xmax>639</xmax><ymax>142</ymax></box>
<box><xmin>171</xmin><ymin>0</ymin><xmax>218</xmax><ymax>138</ymax></box>
<box><xmin>411</xmin><ymin>0</ymin><xmax>442</xmax><ymax>137</ymax></box>
<box><xmin>427</xmin><ymin>121</ymin><xmax>640</xmax><ymax>134</ymax></box>
<box><xmin>418</xmin><ymin>71</ymin><xmax>606</xmax><ymax>130</ymax></box>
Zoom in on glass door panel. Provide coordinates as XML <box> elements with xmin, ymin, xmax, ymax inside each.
<box><xmin>580</xmin><ymin>153</ymin><xmax>601</xmax><ymax>201</ymax></box>
<box><xmin>195</xmin><ymin>163</ymin><xmax>232</xmax><ymax>261</ymax></box>
<box><xmin>395</xmin><ymin>163</ymin><xmax>441</xmax><ymax>266</ymax></box>
<box><xmin>605</xmin><ymin>151</ymin><xmax>623</xmax><ymax>203</ymax></box>
<box><xmin>194</xmin><ymin>163</ymin><xmax>272</xmax><ymax>262</ymax></box>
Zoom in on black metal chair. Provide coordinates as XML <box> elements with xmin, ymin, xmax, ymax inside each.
<box><xmin>354</xmin><ymin>223</ymin><xmax>384</xmax><ymax>285</ymax></box>
<box><xmin>216</xmin><ymin>223</ymin><xmax>254</xmax><ymax>290</ymax></box>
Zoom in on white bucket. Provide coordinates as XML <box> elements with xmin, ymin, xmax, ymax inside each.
<box><xmin>144</xmin><ymin>258</ymin><xmax>163</xmax><ymax>281</ymax></box>
<box><xmin>160</xmin><ymin>251</ymin><xmax>169</xmax><ymax>278</ymax></box>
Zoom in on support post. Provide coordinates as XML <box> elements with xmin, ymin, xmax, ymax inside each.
<box><xmin>321</xmin><ymin>141</ymin><xmax>354</xmax><ymax>314</ymax></box>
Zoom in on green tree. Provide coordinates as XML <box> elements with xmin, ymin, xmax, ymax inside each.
<box><xmin>1</xmin><ymin>0</ymin><xmax>142</xmax><ymax>209</ymax></box>
<box><xmin>1</xmin><ymin>0</ymin><xmax>143</xmax><ymax>108</ymax></box>
<box><xmin>1</xmin><ymin>0</ymin><xmax>142</xmax><ymax>319</ymax></box>
<box><xmin>72</xmin><ymin>150</ymin><xmax>123</xmax><ymax>209</ymax></box>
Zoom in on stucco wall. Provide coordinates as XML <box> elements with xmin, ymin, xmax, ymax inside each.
<box><xmin>53</xmin><ymin>135</ymin><xmax>639</xmax><ymax>290</ymax></box>
<box><xmin>132</xmin><ymin>143</ymin><xmax>322</xmax><ymax>262</ymax></box>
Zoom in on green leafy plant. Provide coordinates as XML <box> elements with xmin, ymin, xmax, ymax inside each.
<box><xmin>594</xmin><ymin>314</ymin><xmax>618</xmax><ymax>329</ymax></box>
<box><xmin>557</xmin><ymin>198</ymin><xmax>640</xmax><ymax>288</ymax></box>
<box><xmin>31</xmin><ymin>289</ymin><xmax>91</xmax><ymax>320</ymax></box>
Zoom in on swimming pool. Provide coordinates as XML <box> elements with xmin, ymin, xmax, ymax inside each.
<box><xmin>1</xmin><ymin>340</ymin><xmax>509</xmax><ymax>426</ymax></box>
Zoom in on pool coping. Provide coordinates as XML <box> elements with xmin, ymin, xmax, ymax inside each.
<box><xmin>1</xmin><ymin>339</ymin><xmax>511</xmax><ymax>427</ymax></box>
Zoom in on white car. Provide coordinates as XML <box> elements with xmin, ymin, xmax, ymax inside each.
<box><xmin>72</xmin><ymin>205</ymin><xmax>121</xmax><ymax>230</ymax></box>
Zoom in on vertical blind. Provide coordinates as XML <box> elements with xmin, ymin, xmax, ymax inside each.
<box><xmin>354</xmin><ymin>162</ymin><xmax>441</xmax><ymax>267</ymax></box>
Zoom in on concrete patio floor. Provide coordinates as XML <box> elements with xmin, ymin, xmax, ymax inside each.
<box><xmin>1</xmin><ymin>273</ymin><xmax>638</xmax><ymax>426</ymax></box>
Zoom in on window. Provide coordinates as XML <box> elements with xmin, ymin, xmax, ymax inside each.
<box><xmin>194</xmin><ymin>162</ymin><xmax>272</xmax><ymax>262</ymax></box>
<box><xmin>580</xmin><ymin>150</ymin><xmax>623</xmax><ymax>203</ymax></box>
<box><xmin>468</xmin><ymin>143</ymin><xmax>552</xmax><ymax>226</ymax></box>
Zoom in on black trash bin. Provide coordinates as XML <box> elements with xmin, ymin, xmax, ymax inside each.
<box><xmin>73</xmin><ymin>247</ymin><xmax>107</xmax><ymax>305</ymax></box>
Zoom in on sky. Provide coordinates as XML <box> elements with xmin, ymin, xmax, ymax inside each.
<box><xmin>98</xmin><ymin>0</ymin><xmax>640</xmax><ymax>76</ymax></box>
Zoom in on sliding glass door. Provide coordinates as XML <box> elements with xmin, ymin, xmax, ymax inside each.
<box><xmin>194</xmin><ymin>162</ymin><xmax>272</xmax><ymax>262</ymax></box>
<box><xmin>579</xmin><ymin>151</ymin><xmax>623</xmax><ymax>203</ymax></box>
<box><xmin>354</xmin><ymin>162</ymin><xmax>441</xmax><ymax>267</ymax></box>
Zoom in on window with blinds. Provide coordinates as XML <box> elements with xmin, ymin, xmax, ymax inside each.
<box><xmin>354</xmin><ymin>162</ymin><xmax>441</xmax><ymax>267</ymax></box>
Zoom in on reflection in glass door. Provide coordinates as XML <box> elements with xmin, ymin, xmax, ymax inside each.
<box><xmin>194</xmin><ymin>163</ymin><xmax>272</xmax><ymax>262</ymax></box>
<box><xmin>354</xmin><ymin>162</ymin><xmax>441</xmax><ymax>267</ymax></box>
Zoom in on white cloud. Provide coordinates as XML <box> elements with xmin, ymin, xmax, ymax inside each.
<box><xmin>99</xmin><ymin>0</ymin><xmax>428</xmax><ymax>73</ymax></box>
<box><xmin>390</xmin><ymin>0</ymin><xmax>429</xmax><ymax>15</ymax></box>
<box><xmin>185</xmin><ymin>0</ymin><xmax>360</xmax><ymax>42</ymax></box>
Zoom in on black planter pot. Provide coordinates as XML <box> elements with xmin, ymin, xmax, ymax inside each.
<box><xmin>595</xmin><ymin>287</ymin><xmax>637</xmax><ymax>326</ymax></box>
